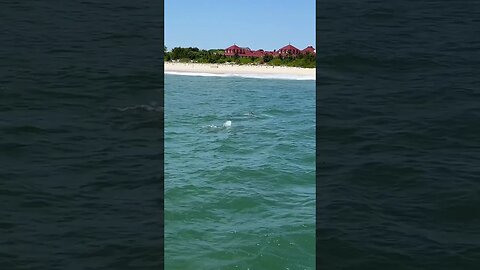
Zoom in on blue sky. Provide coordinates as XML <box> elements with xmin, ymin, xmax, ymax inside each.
<box><xmin>165</xmin><ymin>0</ymin><xmax>315</xmax><ymax>51</ymax></box>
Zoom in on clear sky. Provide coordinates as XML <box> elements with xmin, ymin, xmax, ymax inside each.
<box><xmin>165</xmin><ymin>0</ymin><xmax>315</xmax><ymax>51</ymax></box>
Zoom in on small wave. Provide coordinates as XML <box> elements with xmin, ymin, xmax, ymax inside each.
<box><xmin>165</xmin><ymin>71</ymin><xmax>315</xmax><ymax>81</ymax></box>
<box><xmin>242</xmin><ymin>112</ymin><xmax>273</xmax><ymax>118</ymax></box>
<box><xmin>205</xmin><ymin>124</ymin><xmax>220</xmax><ymax>129</ymax></box>
<box><xmin>203</xmin><ymin>120</ymin><xmax>232</xmax><ymax>131</ymax></box>
<box><xmin>116</xmin><ymin>104</ymin><xmax>163</xmax><ymax>112</ymax></box>
<box><xmin>2</xmin><ymin>125</ymin><xmax>48</xmax><ymax>135</ymax></box>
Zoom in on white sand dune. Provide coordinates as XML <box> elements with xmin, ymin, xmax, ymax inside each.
<box><xmin>164</xmin><ymin>62</ymin><xmax>316</xmax><ymax>80</ymax></box>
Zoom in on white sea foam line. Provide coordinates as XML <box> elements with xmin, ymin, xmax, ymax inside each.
<box><xmin>164</xmin><ymin>71</ymin><xmax>315</xmax><ymax>81</ymax></box>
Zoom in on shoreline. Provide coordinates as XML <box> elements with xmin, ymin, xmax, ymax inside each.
<box><xmin>164</xmin><ymin>62</ymin><xmax>316</xmax><ymax>80</ymax></box>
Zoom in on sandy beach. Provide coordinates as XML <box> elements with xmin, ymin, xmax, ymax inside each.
<box><xmin>164</xmin><ymin>62</ymin><xmax>316</xmax><ymax>80</ymax></box>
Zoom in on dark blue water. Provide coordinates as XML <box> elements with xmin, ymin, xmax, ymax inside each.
<box><xmin>317</xmin><ymin>1</ymin><xmax>480</xmax><ymax>269</ymax></box>
<box><xmin>1</xmin><ymin>1</ymin><xmax>163</xmax><ymax>269</ymax></box>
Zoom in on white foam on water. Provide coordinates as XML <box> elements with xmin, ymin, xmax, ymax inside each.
<box><xmin>165</xmin><ymin>71</ymin><xmax>315</xmax><ymax>81</ymax></box>
<box><xmin>223</xmin><ymin>120</ymin><xmax>232</xmax><ymax>128</ymax></box>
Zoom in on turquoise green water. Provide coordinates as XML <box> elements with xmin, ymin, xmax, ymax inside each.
<box><xmin>165</xmin><ymin>74</ymin><xmax>315</xmax><ymax>269</ymax></box>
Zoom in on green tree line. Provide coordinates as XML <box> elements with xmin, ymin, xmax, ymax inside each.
<box><xmin>164</xmin><ymin>47</ymin><xmax>315</xmax><ymax>68</ymax></box>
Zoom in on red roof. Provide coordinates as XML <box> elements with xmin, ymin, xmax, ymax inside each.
<box><xmin>302</xmin><ymin>46</ymin><xmax>316</xmax><ymax>53</ymax></box>
<box><xmin>251</xmin><ymin>51</ymin><xmax>265</xmax><ymax>57</ymax></box>
<box><xmin>223</xmin><ymin>44</ymin><xmax>313</xmax><ymax>57</ymax></box>
<box><xmin>278</xmin><ymin>44</ymin><xmax>300</xmax><ymax>52</ymax></box>
<box><xmin>225</xmin><ymin>44</ymin><xmax>241</xmax><ymax>50</ymax></box>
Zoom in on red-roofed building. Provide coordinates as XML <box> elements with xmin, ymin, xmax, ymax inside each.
<box><xmin>277</xmin><ymin>44</ymin><xmax>301</xmax><ymax>55</ymax></box>
<box><xmin>302</xmin><ymin>45</ymin><xmax>316</xmax><ymax>55</ymax></box>
<box><xmin>224</xmin><ymin>44</ymin><xmax>315</xmax><ymax>58</ymax></box>
<box><xmin>224</xmin><ymin>45</ymin><xmax>255</xmax><ymax>57</ymax></box>
<box><xmin>225</xmin><ymin>45</ymin><xmax>270</xmax><ymax>58</ymax></box>
<box><xmin>224</xmin><ymin>44</ymin><xmax>243</xmax><ymax>56</ymax></box>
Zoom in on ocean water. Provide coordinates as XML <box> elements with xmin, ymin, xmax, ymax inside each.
<box><xmin>165</xmin><ymin>74</ymin><xmax>316</xmax><ymax>269</ymax></box>
<box><xmin>318</xmin><ymin>1</ymin><xmax>480</xmax><ymax>269</ymax></box>
<box><xmin>1</xmin><ymin>1</ymin><xmax>163</xmax><ymax>268</ymax></box>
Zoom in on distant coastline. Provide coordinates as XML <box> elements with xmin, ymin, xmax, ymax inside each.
<box><xmin>164</xmin><ymin>62</ymin><xmax>316</xmax><ymax>80</ymax></box>
<box><xmin>164</xmin><ymin>44</ymin><xmax>316</xmax><ymax>69</ymax></box>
